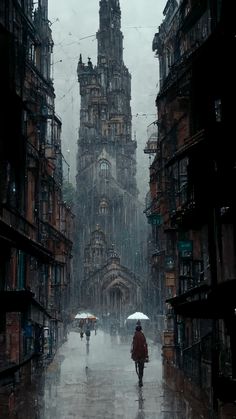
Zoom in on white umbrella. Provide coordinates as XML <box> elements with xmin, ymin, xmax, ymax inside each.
<box><xmin>127</xmin><ymin>312</ymin><xmax>149</xmax><ymax>320</ymax></box>
<box><xmin>75</xmin><ymin>312</ymin><xmax>97</xmax><ymax>320</ymax></box>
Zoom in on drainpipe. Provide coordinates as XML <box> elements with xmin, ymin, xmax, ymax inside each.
<box><xmin>208</xmin><ymin>204</ymin><xmax>219</xmax><ymax>412</ymax></box>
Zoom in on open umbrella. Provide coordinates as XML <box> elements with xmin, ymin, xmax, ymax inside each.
<box><xmin>126</xmin><ymin>312</ymin><xmax>149</xmax><ymax>320</ymax></box>
<box><xmin>75</xmin><ymin>312</ymin><xmax>97</xmax><ymax>320</ymax></box>
<box><xmin>87</xmin><ymin>314</ymin><xmax>98</xmax><ymax>321</ymax></box>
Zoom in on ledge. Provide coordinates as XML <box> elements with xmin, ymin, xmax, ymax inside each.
<box><xmin>167</xmin><ymin>280</ymin><xmax>236</xmax><ymax>319</ymax></box>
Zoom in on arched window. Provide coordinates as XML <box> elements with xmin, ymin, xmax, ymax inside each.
<box><xmin>99</xmin><ymin>199</ymin><xmax>109</xmax><ymax>215</ymax></box>
<box><xmin>99</xmin><ymin>159</ymin><xmax>110</xmax><ymax>177</ymax></box>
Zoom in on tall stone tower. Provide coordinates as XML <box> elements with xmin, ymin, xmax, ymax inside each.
<box><xmin>76</xmin><ymin>0</ymin><xmax>146</xmax><ymax>307</ymax></box>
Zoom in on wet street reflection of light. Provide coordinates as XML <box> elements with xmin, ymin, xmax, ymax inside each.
<box><xmin>41</xmin><ymin>330</ymin><xmax>206</xmax><ymax>419</ymax></box>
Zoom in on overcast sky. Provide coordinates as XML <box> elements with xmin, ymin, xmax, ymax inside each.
<box><xmin>48</xmin><ymin>0</ymin><xmax>167</xmax><ymax>202</ymax></box>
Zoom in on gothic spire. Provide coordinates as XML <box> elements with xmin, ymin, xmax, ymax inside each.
<box><xmin>97</xmin><ymin>0</ymin><xmax>123</xmax><ymax>65</ymax></box>
<box><xmin>100</xmin><ymin>0</ymin><xmax>120</xmax><ymax>10</ymax></box>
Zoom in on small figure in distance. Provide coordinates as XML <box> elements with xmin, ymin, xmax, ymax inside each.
<box><xmin>110</xmin><ymin>323</ymin><xmax>116</xmax><ymax>336</ymax></box>
<box><xmin>131</xmin><ymin>325</ymin><xmax>149</xmax><ymax>387</ymax></box>
<box><xmin>85</xmin><ymin>325</ymin><xmax>91</xmax><ymax>342</ymax></box>
<box><xmin>79</xmin><ymin>325</ymin><xmax>84</xmax><ymax>340</ymax></box>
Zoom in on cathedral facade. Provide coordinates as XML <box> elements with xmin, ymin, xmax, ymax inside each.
<box><xmin>75</xmin><ymin>0</ymin><xmax>146</xmax><ymax>318</ymax></box>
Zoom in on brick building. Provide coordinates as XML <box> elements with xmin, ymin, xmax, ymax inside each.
<box><xmin>0</xmin><ymin>1</ymin><xmax>75</xmax><ymax>416</ymax></box>
<box><xmin>147</xmin><ymin>0</ymin><xmax>236</xmax><ymax>416</ymax></box>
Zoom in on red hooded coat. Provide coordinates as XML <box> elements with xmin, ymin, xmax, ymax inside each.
<box><xmin>131</xmin><ymin>330</ymin><xmax>148</xmax><ymax>361</ymax></box>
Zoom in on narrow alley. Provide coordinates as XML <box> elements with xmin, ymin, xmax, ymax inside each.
<box><xmin>1</xmin><ymin>1</ymin><xmax>236</xmax><ymax>418</ymax></box>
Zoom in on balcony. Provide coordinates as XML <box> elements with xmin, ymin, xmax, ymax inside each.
<box><xmin>0</xmin><ymin>327</ymin><xmax>45</xmax><ymax>376</ymax></box>
<box><xmin>0</xmin><ymin>350</ymin><xmax>35</xmax><ymax>376</ymax></box>
<box><xmin>0</xmin><ymin>206</ymin><xmax>53</xmax><ymax>261</ymax></box>
<box><xmin>166</xmin><ymin>129</ymin><xmax>205</xmax><ymax>167</ymax></box>
<box><xmin>144</xmin><ymin>192</ymin><xmax>163</xmax><ymax>218</ymax></box>
<box><xmin>180</xmin><ymin>1</ymin><xmax>209</xmax><ymax>34</ymax></box>
<box><xmin>144</xmin><ymin>139</ymin><xmax>159</xmax><ymax>154</ymax></box>
<box><xmin>0</xmin><ymin>206</ymin><xmax>36</xmax><ymax>240</ymax></box>
<box><xmin>167</xmin><ymin>279</ymin><xmax>236</xmax><ymax>319</ymax></box>
<box><xmin>0</xmin><ymin>290</ymin><xmax>33</xmax><ymax>312</ymax></box>
<box><xmin>38</xmin><ymin>220</ymin><xmax>72</xmax><ymax>264</ymax></box>
<box><xmin>167</xmin><ymin>282</ymin><xmax>210</xmax><ymax>318</ymax></box>
<box><xmin>0</xmin><ymin>290</ymin><xmax>52</xmax><ymax>317</ymax></box>
<box><xmin>179</xmin><ymin>274</ymin><xmax>203</xmax><ymax>294</ymax></box>
<box><xmin>144</xmin><ymin>120</ymin><xmax>159</xmax><ymax>154</ymax></box>
<box><xmin>170</xmin><ymin>199</ymin><xmax>205</xmax><ymax>229</ymax></box>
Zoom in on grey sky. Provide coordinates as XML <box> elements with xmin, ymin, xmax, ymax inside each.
<box><xmin>48</xmin><ymin>0</ymin><xmax>166</xmax><ymax>201</ymax></box>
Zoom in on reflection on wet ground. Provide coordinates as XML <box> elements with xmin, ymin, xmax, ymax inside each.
<box><xmin>41</xmin><ymin>330</ymin><xmax>208</xmax><ymax>419</ymax></box>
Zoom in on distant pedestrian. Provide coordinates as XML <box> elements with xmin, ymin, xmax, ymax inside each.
<box><xmin>80</xmin><ymin>328</ymin><xmax>84</xmax><ymax>340</ymax></box>
<box><xmin>85</xmin><ymin>325</ymin><xmax>91</xmax><ymax>342</ymax></box>
<box><xmin>131</xmin><ymin>325</ymin><xmax>149</xmax><ymax>387</ymax></box>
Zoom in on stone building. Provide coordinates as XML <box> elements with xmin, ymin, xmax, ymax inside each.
<box><xmin>0</xmin><ymin>1</ymin><xmax>75</xmax><ymax>416</ymax></box>
<box><xmin>147</xmin><ymin>0</ymin><xmax>236</xmax><ymax>417</ymax></box>
<box><xmin>75</xmin><ymin>0</ymin><xmax>147</xmax><ymax>318</ymax></box>
<box><xmin>80</xmin><ymin>225</ymin><xmax>142</xmax><ymax>323</ymax></box>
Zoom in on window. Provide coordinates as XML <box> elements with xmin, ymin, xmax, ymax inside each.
<box><xmin>101</xmin><ymin>107</ymin><xmax>106</xmax><ymax>120</ymax></box>
<box><xmin>99</xmin><ymin>199</ymin><xmax>109</xmax><ymax>215</ymax></box>
<box><xmin>0</xmin><ymin>313</ymin><xmax>6</xmax><ymax>333</ymax></box>
<box><xmin>99</xmin><ymin>159</ymin><xmax>110</xmax><ymax>177</ymax></box>
<box><xmin>214</xmin><ymin>98</ymin><xmax>222</xmax><ymax>122</ymax></box>
<box><xmin>17</xmin><ymin>251</ymin><xmax>26</xmax><ymax>290</ymax></box>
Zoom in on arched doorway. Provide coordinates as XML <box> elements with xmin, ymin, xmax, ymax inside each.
<box><xmin>109</xmin><ymin>286</ymin><xmax>123</xmax><ymax>323</ymax></box>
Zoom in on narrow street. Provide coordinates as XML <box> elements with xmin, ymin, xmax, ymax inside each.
<box><xmin>1</xmin><ymin>2</ymin><xmax>235</xmax><ymax>417</ymax></box>
<box><xmin>42</xmin><ymin>329</ymin><xmax>196</xmax><ymax>419</ymax></box>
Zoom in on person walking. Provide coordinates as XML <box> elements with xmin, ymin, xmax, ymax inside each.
<box><xmin>85</xmin><ymin>325</ymin><xmax>91</xmax><ymax>342</ymax></box>
<box><xmin>131</xmin><ymin>325</ymin><xmax>149</xmax><ymax>387</ymax></box>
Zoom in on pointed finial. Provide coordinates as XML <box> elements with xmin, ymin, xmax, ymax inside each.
<box><xmin>88</xmin><ymin>57</ymin><xmax>93</xmax><ymax>68</ymax></box>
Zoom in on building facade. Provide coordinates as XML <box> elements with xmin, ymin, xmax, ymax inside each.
<box><xmin>80</xmin><ymin>225</ymin><xmax>142</xmax><ymax>324</ymax></box>
<box><xmin>0</xmin><ymin>1</ymin><xmax>75</xmax><ymax>416</ymax></box>
<box><xmin>76</xmin><ymin>0</ymin><xmax>147</xmax><ymax>318</ymax></box>
<box><xmin>148</xmin><ymin>0</ymin><xmax>236</xmax><ymax>417</ymax></box>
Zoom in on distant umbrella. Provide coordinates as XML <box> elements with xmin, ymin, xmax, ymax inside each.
<box><xmin>126</xmin><ymin>312</ymin><xmax>149</xmax><ymax>320</ymax></box>
<box><xmin>75</xmin><ymin>312</ymin><xmax>97</xmax><ymax>320</ymax></box>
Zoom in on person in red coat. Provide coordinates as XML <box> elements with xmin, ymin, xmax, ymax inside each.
<box><xmin>131</xmin><ymin>325</ymin><xmax>149</xmax><ymax>387</ymax></box>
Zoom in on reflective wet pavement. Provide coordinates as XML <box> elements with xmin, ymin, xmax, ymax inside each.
<box><xmin>42</xmin><ymin>330</ymin><xmax>202</xmax><ymax>419</ymax></box>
